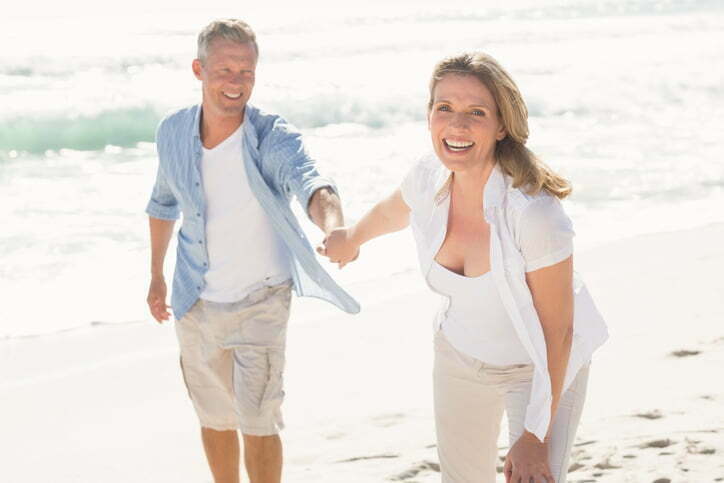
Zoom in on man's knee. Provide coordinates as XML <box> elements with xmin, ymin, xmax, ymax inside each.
<box><xmin>242</xmin><ymin>433</ymin><xmax>280</xmax><ymax>451</ymax></box>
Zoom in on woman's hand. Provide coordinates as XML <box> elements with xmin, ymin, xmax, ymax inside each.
<box><xmin>317</xmin><ymin>227</ymin><xmax>360</xmax><ymax>268</ymax></box>
<box><xmin>503</xmin><ymin>431</ymin><xmax>554</xmax><ymax>483</ymax></box>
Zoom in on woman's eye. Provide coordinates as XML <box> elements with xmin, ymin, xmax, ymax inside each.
<box><xmin>471</xmin><ymin>109</ymin><xmax>485</xmax><ymax>117</ymax></box>
<box><xmin>437</xmin><ymin>105</ymin><xmax>451</xmax><ymax>112</ymax></box>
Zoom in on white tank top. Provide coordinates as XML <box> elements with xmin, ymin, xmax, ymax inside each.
<box><xmin>200</xmin><ymin>123</ymin><xmax>290</xmax><ymax>303</ymax></box>
<box><xmin>427</xmin><ymin>260</ymin><xmax>531</xmax><ymax>366</ymax></box>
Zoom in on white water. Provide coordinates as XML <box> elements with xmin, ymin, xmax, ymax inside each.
<box><xmin>1</xmin><ymin>0</ymin><xmax>723</xmax><ymax>337</ymax></box>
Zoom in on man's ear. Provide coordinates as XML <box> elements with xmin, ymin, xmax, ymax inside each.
<box><xmin>192</xmin><ymin>59</ymin><xmax>203</xmax><ymax>81</ymax></box>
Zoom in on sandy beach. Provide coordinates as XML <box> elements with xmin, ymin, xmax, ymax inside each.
<box><xmin>2</xmin><ymin>222</ymin><xmax>722</xmax><ymax>483</ymax></box>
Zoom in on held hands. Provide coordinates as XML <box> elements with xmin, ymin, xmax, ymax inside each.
<box><xmin>316</xmin><ymin>227</ymin><xmax>360</xmax><ymax>268</ymax></box>
<box><xmin>504</xmin><ymin>431</ymin><xmax>554</xmax><ymax>483</ymax></box>
<box><xmin>147</xmin><ymin>277</ymin><xmax>171</xmax><ymax>323</ymax></box>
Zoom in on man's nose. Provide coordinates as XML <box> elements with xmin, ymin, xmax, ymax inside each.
<box><xmin>228</xmin><ymin>72</ymin><xmax>247</xmax><ymax>85</ymax></box>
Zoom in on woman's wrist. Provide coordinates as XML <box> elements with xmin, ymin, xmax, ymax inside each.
<box><xmin>347</xmin><ymin>224</ymin><xmax>364</xmax><ymax>249</ymax></box>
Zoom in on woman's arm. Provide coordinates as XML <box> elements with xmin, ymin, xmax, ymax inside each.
<box><xmin>504</xmin><ymin>256</ymin><xmax>573</xmax><ymax>483</ymax></box>
<box><xmin>320</xmin><ymin>188</ymin><xmax>410</xmax><ymax>267</ymax></box>
<box><xmin>527</xmin><ymin>256</ymin><xmax>574</xmax><ymax>431</ymax></box>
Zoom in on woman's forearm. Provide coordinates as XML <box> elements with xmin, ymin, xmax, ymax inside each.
<box><xmin>322</xmin><ymin>188</ymin><xmax>410</xmax><ymax>265</ymax></box>
<box><xmin>543</xmin><ymin>326</ymin><xmax>573</xmax><ymax>438</ymax></box>
<box><xmin>349</xmin><ymin>196</ymin><xmax>409</xmax><ymax>247</ymax></box>
<box><xmin>525</xmin><ymin>256</ymin><xmax>575</xmax><ymax>440</ymax></box>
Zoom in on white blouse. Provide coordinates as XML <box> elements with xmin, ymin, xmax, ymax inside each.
<box><xmin>400</xmin><ymin>153</ymin><xmax>608</xmax><ymax>442</ymax></box>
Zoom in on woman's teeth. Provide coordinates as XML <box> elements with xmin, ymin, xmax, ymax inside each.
<box><xmin>223</xmin><ymin>92</ymin><xmax>241</xmax><ymax>99</ymax></box>
<box><xmin>444</xmin><ymin>139</ymin><xmax>474</xmax><ymax>151</ymax></box>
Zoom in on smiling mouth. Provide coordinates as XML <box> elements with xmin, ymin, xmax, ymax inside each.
<box><xmin>444</xmin><ymin>138</ymin><xmax>474</xmax><ymax>152</ymax></box>
<box><xmin>223</xmin><ymin>92</ymin><xmax>242</xmax><ymax>100</ymax></box>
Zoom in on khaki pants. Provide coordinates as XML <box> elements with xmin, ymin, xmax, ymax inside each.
<box><xmin>433</xmin><ymin>330</ymin><xmax>589</xmax><ymax>483</ymax></box>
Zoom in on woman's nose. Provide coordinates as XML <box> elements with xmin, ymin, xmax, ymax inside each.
<box><xmin>449</xmin><ymin>112</ymin><xmax>470</xmax><ymax>129</ymax></box>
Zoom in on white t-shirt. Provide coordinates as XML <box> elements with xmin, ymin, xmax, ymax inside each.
<box><xmin>200</xmin><ymin>123</ymin><xmax>290</xmax><ymax>303</ymax></box>
<box><xmin>427</xmin><ymin>260</ymin><xmax>533</xmax><ymax>366</ymax></box>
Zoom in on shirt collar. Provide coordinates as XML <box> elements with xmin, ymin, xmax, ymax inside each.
<box><xmin>483</xmin><ymin>163</ymin><xmax>507</xmax><ymax>210</ymax></box>
<box><xmin>192</xmin><ymin>104</ymin><xmax>202</xmax><ymax>140</ymax></box>
<box><xmin>192</xmin><ymin>103</ymin><xmax>257</xmax><ymax>143</ymax></box>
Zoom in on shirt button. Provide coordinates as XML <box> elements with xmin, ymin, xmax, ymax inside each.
<box><xmin>196</xmin><ymin>212</ymin><xmax>201</xmax><ymax>217</ymax></box>
<box><xmin>195</xmin><ymin>182</ymin><xmax>200</xmax><ymax>187</ymax></box>
<box><xmin>203</xmin><ymin>262</ymin><xmax>208</xmax><ymax>266</ymax></box>
<box><xmin>198</xmin><ymin>240</ymin><xmax>203</xmax><ymax>244</ymax></box>
<box><xmin>196</xmin><ymin>286</ymin><xmax>201</xmax><ymax>290</ymax></box>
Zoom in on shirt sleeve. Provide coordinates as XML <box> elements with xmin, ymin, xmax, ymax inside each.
<box><xmin>272</xmin><ymin>126</ymin><xmax>338</xmax><ymax>218</ymax></box>
<box><xmin>145</xmin><ymin>125</ymin><xmax>180</xmax><ymax>220</ymax></box>
<box><xmin>518</xmin><ymin>196</ymin><xmax>574</xmax><ymax>272</ymax></box>
<box><xmin>400</xmin><ymin>156</ymin><xmax>429</xmax><ymax>211</ymax></box>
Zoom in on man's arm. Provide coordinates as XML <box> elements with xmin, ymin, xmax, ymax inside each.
<box><xmin>307</xmin><ymin>187</ymin><xmax>344</xmax><ymax>236</ymax></box>
<box><xmin>147</xmin><ymin>216</ymin><xmax>175</xmax><ymax>323</ymax></box>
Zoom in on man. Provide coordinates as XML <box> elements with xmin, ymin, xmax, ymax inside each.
<box><xmin>145</xmin><ymin>19</ymin><xmax>359</xmax><ymax>483</ymax></box>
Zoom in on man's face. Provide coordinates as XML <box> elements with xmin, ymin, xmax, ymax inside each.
<box><xmin>192</xmin><ymin>38</ymin><xmax>257</xmax><ymax>117</ymax></box>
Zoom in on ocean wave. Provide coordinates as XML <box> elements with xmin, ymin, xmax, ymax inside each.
<box><xmin>0</xmin><ymin>93</ymin><xmax>428</xmax><ymax>153</ymax></box>
<box><xmin>0</xmin><ymin>106</ymin><xmax>162</xmax><ymax>153</ymax></box>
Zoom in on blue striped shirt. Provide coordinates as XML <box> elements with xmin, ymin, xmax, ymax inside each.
<box><xmin>146</xmin><ymin>104</ymin><xmax>360</xmax><ymax>320</ymax></box>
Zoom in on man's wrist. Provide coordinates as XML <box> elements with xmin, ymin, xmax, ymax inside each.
<box><xmin>323</xmin><ymin>217</ymin><xmax>344</xmax><ymax>236</ymax></box>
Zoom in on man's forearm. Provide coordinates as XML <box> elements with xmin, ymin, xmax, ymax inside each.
<box><xmin>308</xmin><ymin>187</ymin><xmax>344</xmax><ymax>235</ymax></box>
<box><xmin>149</xmin><ymin>216</ymin><xmax>175</xmax><ymax>278</ymax></box>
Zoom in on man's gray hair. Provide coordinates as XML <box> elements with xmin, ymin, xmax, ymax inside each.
<box><xmin>197</xmin><ymin>19</ymin><xmax>258</xmax><ymax>62</ymax></box>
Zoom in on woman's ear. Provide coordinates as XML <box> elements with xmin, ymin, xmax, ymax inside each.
<box><xmin>496</xmin><ymin>125</ymin><xmax>507</xmax><ymax>141</ymax></box>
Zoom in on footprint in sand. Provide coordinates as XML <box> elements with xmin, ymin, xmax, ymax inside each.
<box><xmin>641</xmin><ymin>439</ymin><xmax>674</xmax><ymax>449</ymax></box>
<box><xmin>389</xmin><ymin>460</ymin><xmax>440</xmax><ymax>481</ymax></box>
<box><xmin>685</xmin><ymin>438</ymin><xmax>717</xmax><ymax>455</ymax></box>
<box><xmin>337</xmin><ymin>453</ymin><xmax>399</xmax><ymax>463</ymax></box>
<box><xmin>594</xmin><ymin>457</ymin><xmax>622</xmax><ymax>470</ymax></box>
<box><xmin>372</xmin><ymin>412</ymin><xmax>406</xmax><ymax>428</ymax></box>
<box><xmin>325</xmin><ymin>431</ymin><xmax>346</xmax><ymax>440</ymax></box>
<box><xmin>670</xmin><ymin>349</ymin><xmax>701</xmax><ymax>357</ymax></box>
<box><xmin>633</xmin><ymin>409</ymin><xmax>664</xmax><ymax>420</ymax></box>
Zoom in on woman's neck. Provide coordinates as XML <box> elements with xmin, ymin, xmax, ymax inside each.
<box><xmin>451</xmin><ymin>159</ymin><xmax>496</xmax><ymax>208</ymax></box>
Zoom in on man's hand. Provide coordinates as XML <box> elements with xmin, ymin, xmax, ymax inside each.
<box><xmin>317</xmin><ymin>227</ymin><xmax>359</xmax><ymax>268</ymax></box>
<box><xmin>147</xmin><ymin>277</ymin><xmax>171</xmax><ymax>323</ymax></box>
<box><xmin>503</xmin><ymin>431</ymin><xmax>554</xmax><ymax>483</ymax></box>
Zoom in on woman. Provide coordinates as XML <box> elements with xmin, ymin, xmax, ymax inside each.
<box><xmin>321</xmin><ymin>52</ymin><xmax>608</xmax><ymax>482</ymax></box>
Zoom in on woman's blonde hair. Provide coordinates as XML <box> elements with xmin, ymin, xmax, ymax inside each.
<box><xmin>428</xmin><ymin>53</ymin><xmax>571</xmax><ymax>199</ymax></box>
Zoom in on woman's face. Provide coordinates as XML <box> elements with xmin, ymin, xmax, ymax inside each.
<box><xmin>428</xmin><ymin>74</ymin><xmax>506</xmax><ymax>173</ymax></box>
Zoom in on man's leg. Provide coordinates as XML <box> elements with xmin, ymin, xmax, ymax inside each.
<box><xmin>242</xmin><ymin>434</ymin><xmax>282</xmax><ymax>483</ymax></box>
<box><xmin>201</xmin><ymin>428</ymin><xmax>240</xmax><ymax>483</ymax></box>
<box><xmin>176</xmin><ymin>302</ymin><xmax>245</xmax><ymax>483</ymax></box>
<box><xmin>229</xmin><ymin>284</ymin><xmax>291</xmax><ymax>483</ymax></box>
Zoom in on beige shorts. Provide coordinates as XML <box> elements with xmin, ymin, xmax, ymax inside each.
<box><xmin>175</xmin><ymin>282</ymin><xmax>292</xmax><ymax>436</ymax></box>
